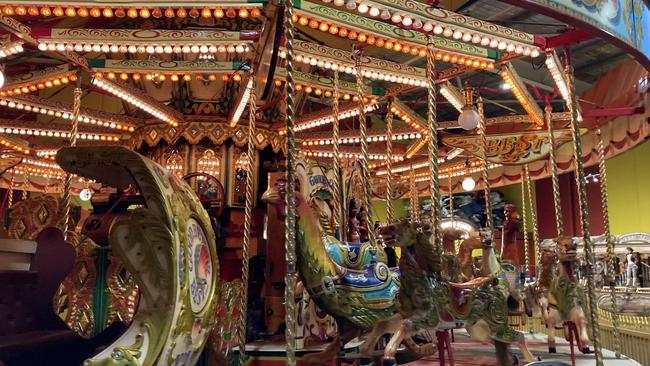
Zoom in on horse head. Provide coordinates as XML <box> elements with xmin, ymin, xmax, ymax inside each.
<box><xmin>378</xmin><ymin>220</ymin><xmax>420</xmax><ymax>248</ymax></box>
<box><xmin>555</xmin><ymin>236</ymin><xmax>577</xmax><ymax>263</ymax></box>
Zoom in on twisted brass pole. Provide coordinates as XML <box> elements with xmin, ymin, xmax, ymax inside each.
<box><xmin>448</xmin><ymin>175</ymin><xmax>454</xmax><ymax>228</ymax></box>
<box><xmin>409</xmin><ymin>165</ymin><xmax>419</xmax><ymax>222</ymax></box>
<box><xmin>60</xmin><ymin>85</ymin><xmax>83</xmax><ymax>237</ymax></box>
<box><xmin>385</xmin><ymin>102</ymin><xmax>395</xmax><ymax>223</ymax></box>
<box><xmin>520</xmin><ymin>168</ymin><xmax>530</xmax><ymax>277</ymax></box>
<box><xmin>524</xmin><ymin>165</ymin><xmax>540</xmax><ymax>266</ymax></box>
<box><xmin>282</xmin><ymin>0</ymin><xmax>298</xmax><ymax>363</ymax></box>
<box><xmin>353</xmin><ymin>49</ymin><xmax>377</xmax><ymax>250</ymax></box>
<box><xmin>596</xmin><ymin>128</ymin><xmax>621</xmax><ymax>358</ymax></box>
<box><xmin>566</xmin><ymin>65</ymin><xmax>603</xmax><ymax>365</ymax></box>
<box><xmin>331</xmin><ymin>70</ymin><xmax>344</xmax><ymax>236</ymax></box>
<box><xmin>546</xmin><ymin>104</ymin><xmax>564</xmax><ymax>238</ymax></box>
<box><xmin>237</xmin><ymin>82</ymin><xmax>257</xmax><ymax>366</ymax></box>
<box><xmin>477</xmin><ymin>96</ymin><xmax>493</xmax><ymax>234</ymax></box>
<box><xmin>426</xmin><ymin>36</ymin><xmax>442</xmax><ymax>259</ymax></box>
<box><xmin>7</xmin><ymin>171</ymin><xmax>14</xmax><ymax>209</ymax></box>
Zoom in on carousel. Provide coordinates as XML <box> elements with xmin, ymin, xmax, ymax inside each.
<box><xmin>0</xmin><ymin>0</ymin><xmax>648</xmax><ymax>366</ymax></box>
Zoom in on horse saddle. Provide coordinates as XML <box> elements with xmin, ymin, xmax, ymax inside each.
<box><xmin>445</xmin><ymin>277</ymin><xmax>493</xmax><ymax>318</ymax></box>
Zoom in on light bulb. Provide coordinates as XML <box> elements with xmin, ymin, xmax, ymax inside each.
<box><xmin>458</xmin><ymin>105</ymin><xmax>480</xmax><ymax>130</ymax></box>
<box><xmin>380</xmin><ymin>9</ymin><xmax>390</xmax><ymax>19</ymax></box>
<box><xmin>357</xmin><ymin>3</ymin><xmax>368</xmax><ymax>13</ymax></box>
<box><xmin>369</xmin><ymin>7</ymin><xmax>380</xmax><ymax>16</ymax></box>
<box><xmin>462</xmin><ymin>177</ymin><xmax>476</xmax><ymax>191</ymax></box>
<box><xmin>345</xmin><ymin>0</ymin><xmax>356</xmax><ymax>9</ymax></box>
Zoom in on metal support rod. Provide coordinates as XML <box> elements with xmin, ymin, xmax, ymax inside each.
<box><xmin>237</xmin><ymin>81</ymin><xmax>257</xmax><ymax>366</ymax></box>
<box><xmin>566</xmin><ymin>65</ymin><xmax>603</xmax><ymax>365</ymax></box>
<box><xmin>353</xmin><ymin>49</ymin><xmax>377</xmax><ymax>250</ymax></box>
<box><xmin>332</xmin><ymin>70</ymin><xmax>344</xmax><ymax>236</ymax></box>
<box><xmin>282</xmin><ymin>0</ymin><xmax>298</xmax><ymax>364</ymax></box>
<box><xmin>477</xmin><ymin>96</ymin><xmax>493</xmax><ymax>234</ymax></box>
<box><xmin>546</xmin><ymin>104</ymin><xmax>564</xmax><ymax>238</ymax></box>
<box><xmin>596</xmin><ymin>128</ymin><xmax>621</xmax><ymax>358</ymax></box>
<box><xmin>385</xmin><ymin>101</ymin><xmax>395</xmax><ymax>224</ymax></box>
<box><xmin>426</xmin><ymin>36</ymin><xmax>442</xmax><ymax>260</ymax></box>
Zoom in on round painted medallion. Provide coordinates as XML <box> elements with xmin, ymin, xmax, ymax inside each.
<box><xmin>186</xmin><ymin>218</ymin><xmax>212</xmax><ymax>313</ymax></box>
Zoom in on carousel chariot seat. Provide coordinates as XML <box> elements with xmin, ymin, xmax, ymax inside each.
<box><xmin>0</xmin><ymin>228</ymin><xmax>124</xmax><ymax>366</ymax></box>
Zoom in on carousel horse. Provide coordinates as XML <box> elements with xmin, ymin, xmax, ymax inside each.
<box><xmin>361</xmin><ymin>221</ymin><xmax>537</xmax><ymax>365</ymax></box>
<box><xmin>500</xmin><ymin>204</ymin><xmax>521</xmax><ymax>264</ymax></box>
<box><xmin>524</xmin><ymin>238</ymin><xmax>591</xmax><ymax>354</ymax></box>
<box><xmin>457</xmin><ymin>232</ymin><xmax>523</xmax><ymax>312</ymax></box>
<box><xmin>523</xmin><ymin>243</ymin><xmax>558</xmax><ymax>353</ymax></box>
<box><xmin>262</xmin><ymin>162</ymin><xmax>436</xmax><ymax>365</ymax></box>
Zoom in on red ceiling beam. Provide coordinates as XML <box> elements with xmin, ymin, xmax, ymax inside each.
<box><xmin>543</xmin><ymin>29</ymin><xmax>594</xmax><ymax>49</ymax></box>
<box><xmin>581</xmin><ymin>106</ymin><xmax>644</xmax><ymax>118</ymax></box>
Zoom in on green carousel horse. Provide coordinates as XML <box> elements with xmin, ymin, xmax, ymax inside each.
<box><xmin>262</xmin><ymin>160</ymin><xmax>436</xmax><ymax>365</ymax></box>
<box><xmin>360</xmin><ymin>221</ymin><xmax>537</xmax><ymax>366</ymax></box>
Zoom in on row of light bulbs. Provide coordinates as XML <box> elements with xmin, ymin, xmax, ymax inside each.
<box><xmin>273</xmin><ymin>78</ymin><xmax>377</xmax><ymax>102</ymax></box>
<box><xmin>278</xmin><ymin>49</ymin><xmax>426</xmax><ymax>86</ymax></box>
<box><xmin>295</xmin><ymin>104</ymin><xmax>378</xmax><ymax>132</ymax></box>
<box><xmin>0</xmin><ymin>136</ymin><xmax>29</xmax><ymax>154</ymax></box>
<box><xmin>21</xmin><ymin>157</ymin><xmax>60</xmax><ymax>169</ymax></box>
<box><xmin>545</xmin><ymin>50</ymin><xmax>583</xmax><ymax>122</ymax></box>
<box><xmin>302</xmin><ymin>132</ymin><xmax>421</xmax><ymax>146</ymax></box>
<box><xmin>9</xmin><ymin>166</ymin><xmax>65</xmax><ymax>179</ymax></box>
<box><xmin>93</xmin><ymin>77</ymin><xmax>179</xmax><ymax>127</ymax></box>
<box><xmin>292</xmin><ymin>14</ymin><xmax>495</xmax><ymax>70</ymax></box>
<box><xmin>410</xmin><ymin>162</ymin><xmax>501</xmax><ymax>183</ymax></box>
<box><xmin>320</xmin><ymin>0</ymin><xmax>541</xmax><ymax>58</ymax></box>
<box><xmin>38</xmin><ymin>42</ymin><xmax>250</xmax><ymax>55</ymax></box>
<box><xmin>98</xmin><ymin>71</ymin><xmax>242</xmax><ymax>83</ymax></box>
<box><xmin>0</xmin><ymin>99</ymin><xmax>135</xmax><ymax>131</ymax></box>
<box><xmin>302</xmin><ymin>150</ymin><xmax>404</xmax><ymax>161</ymax></box>
<box><xmin>390</xmin><ymin>105</ymin><xmax>427</xmax><ymax>133</ymax></box>
<box><xmin>2</xmin><ymin>5</ymin><xmax>260</xmax><ymax>19</ymax></box>
<box><xmin>0</xmin><ymin>41</ymin><xmax>23</xmax><ymax>59</ymax></box>
<box><xmin>0</xmin><ymin>126</ymin><xmax>120</xmax><ymax>141</ymax></box>
<box><xmin>0</xmin><ymin>73</ymin><xmax>77</xmax><ymax>97</ymax></box>
<box><xmin>438</xmin><ymin>83</ymin><xmax>464</xmax><ymax>112</ymax></box>
<box><xmin>405</xmin><ymin>138</ymin><xmax>427</xmax><ymax>159</ymax></box>
<box><xmin>230</xmin><ymin>79</ymin><xmax>254</xmax><ymax>127</ymax></box>
<box><xmin>500</xmin><ymin>67</ymin><xmax>544</xmax><ymax>126</ymax></box>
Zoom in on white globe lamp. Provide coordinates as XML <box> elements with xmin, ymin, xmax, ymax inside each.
<box><xmin>79</xmin><ymin>188</ymin><xmax>93</xmax><ymax>201</ymax></box>
<box><xmin>0</xmin><ymin>69</ymin><xmax>4</xmax><ymax>89</ymax></box>
<box><xmin>462</xmin><ymin>177</ymin><xmax>476</xmax><ymax>191</ymax></box>
<box><xmin>458</xmin><ymin>105</ymin><xmax>480</xmax><ymax>130</ymax></box>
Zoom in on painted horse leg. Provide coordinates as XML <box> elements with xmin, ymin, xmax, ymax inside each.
<box><xmin>300</xmin><ymin>326</ymin><xmax>360</xmax><ymax>365</ymax></box>
<box><xmin>513</xmin><ymin>331</ymin><xmax>536</xmax><ymax>363</ymax></box>
<box><xmin>571</xmin><ymin>308</ymin><xmax>591</xmax><ymax>354</ymax></box>
<box><xmin>359</xmin><ymin>313</ymin><xmax>402</xmax><ymax>355</ymax></box>
<box><xmin>546</xmin><ymin>309</ymin><xmax>557</xmax><ymax>353</ymax></box>
<box><xmin>402</xmin><ymin>335</ymin><xmax>437</xmax><ymax>359</ymax></box>
<box><xmin>383</xmin><ymin>322</ymin><xmax>409</xmax><ymax>360</ymax></box>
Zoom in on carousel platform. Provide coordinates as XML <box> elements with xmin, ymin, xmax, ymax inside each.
<box><xmin>237</xmin><ymin>330</ymin><xmax>640</xmax><ymax>366</ymax></box>
<box><xmin>403</xmin><ymin>330</ymin><xmax>640</xmax><ymax>366</ymax></box>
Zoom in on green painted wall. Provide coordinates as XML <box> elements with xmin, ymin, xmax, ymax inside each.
<box><xmin>371</xmin><ymin>198</ymin><xmax>409</xmax><ymax>223</ymax></box>
<box><xmin>605</xmin><ymin>140</ymin><xmax>650</xmax><ymax>235</ymax></box>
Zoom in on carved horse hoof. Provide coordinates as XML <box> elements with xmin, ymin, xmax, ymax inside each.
<box><xmin>581</xmin><ymin>347</ymin><xmax>591</xmax><ymax>354</ymax></box>
<box><xmin>512</xmin><ymin>355</ymin><xmax>519</xmax><ymax>365</ymax></box>
<box><xmin>548</xmin><ymin>347</ymin><xmax>557</xmax><ymax>353</ymax></box>
<box><xmin>382</xmin><ymin>358</ymin><xmax>397</xmax><ymax>366</ymax></box>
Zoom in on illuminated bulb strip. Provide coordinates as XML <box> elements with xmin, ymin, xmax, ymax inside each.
<box><xmin>500</xmin><ymin>64</ymin><xmax>544</xmax><ymax>127</ymax></box>
<box><xmin>321</xmin><ymin>0</ymin><xmax>540</xmax><ymax>57</ymax></box>
<box><xmin>302</xmin><ymin>150</ymin><xmax>403</xmax><ymax>161</ymax></box>
<box><xmin>38</xmin><ymin>41</ymin><xmax>251</xmax><ymax>55</ymax></box>
<box><xmin>1</xmin><ymin>73</ymin><xmax>77</xmax><ymax>97</ymax></box>
<box><xmin>545</xmin><ymin>50</ymin><xmax>582</xmax><ymax>122</ymax></box>
<box><xmin>0</xmin><ymin>126</ymin><xmax>121</xmax><ymax>141</ymax></box>
<box><xmin>93</xmin><ymin>76</ymin><xmax>179</xmax><ymax>127</ymax></box>
<box><xmin>2</xmin><ymin>5</ymin><xmax>262</xmax><ymax>19</ymax></box>
<box><xmin>0</xmin><ymin>97</ymin><xmax>136</xmax><ymax>132</ymax></box>
<box><xmin>278</xmin><ymin>49</ymin><xmax>426</xmax><ymax>86</ymax></box>
<box><xmin>390</xmin><ymin>100</ymin><xmax>427</xmax><ymax>133</ymax></box>
<box><xmin>9</xmin><ymin>166</ymin><xmax>67</xmax><ymax>179</ymax></box>
<box><xmin>292</xmin><ymin>13</ymin><xmax>495</xmax><ymax>70</ymax></box>
<box><xmin>36</xmin><ymin>149</ymin><xmax>57</xmax><ymax>158</ymax></box>
<box><xmin>21</xmin><ymin>157</ymin><xmax>60</xmax><ymax>169</ymax></box>
<box><xmin>439</xmin><ymin>82</ymin><xmax>464</xmax><ymax>112</ymax></box>
<box><xmin>0</xmin><ymin>136</ymin><xmax>29</xmax><ymax>154</ymax></box>
<box><xmin>0</xmin><ymin>41</ymin><xmax>24</xmax><ymax>59</ymax></box>
<box><xmin>413</xmin><ymin>163</ymin><xmax>502</xmax><ymax>182</ymax></box>
<box><xmin>98</xmin><ymin>71</ymin><xmax>241</xmax><ymax>83</ymax></box>
<box><xmin>230</xmin><ymin>78</ymin><xmax>254</xmax><ymax>127</ymax></box>
<box><xmin>302</xmin><ymin>131</ymin><xmax>421</xmax><ymax>146</ymax></box>
<box><xmin>273</xmin><ymin>78</ymin><xmax>378</xmax><ymax>102</ymax></box>
<box><xmin>404</xmin><ymin>138</ymin><xmax>426</xmax><ymax>159</ymax></box>
<box><xmin>295</xmin><ymin>103</ymin><xmax>378</xmax><ymax>132</ymax></box>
